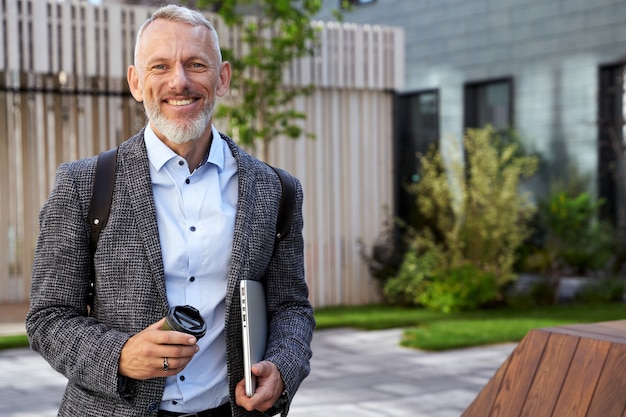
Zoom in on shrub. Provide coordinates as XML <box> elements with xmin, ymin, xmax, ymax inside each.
<box><xmin>540</xmin><ymin>191</ymin><xmax>614</xmax><ymax>275</ymax></box>
<box><xmin>418</xmin><ymin>264</ymin><xmax>498</xmax><ymax>313</ymax></box>
<box><xmin>378</xmin><ymin>126</ymin><xmax>538</xmax><ymax>312</ymax></box>
<box><xmin>407</xmin><ymin>126</ymin><xmax>538</xmax><ymax>292</ymax></box>
<box><xmin>383</xmin><ymin>250</ymin><xmax>438</xmax><ymax>306</ymax></box>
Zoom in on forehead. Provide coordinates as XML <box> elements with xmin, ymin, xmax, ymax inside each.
<box><xmin>137</xmin><ymin>19</ymin><xmax>215</xmax><ymax>61</ymax></box>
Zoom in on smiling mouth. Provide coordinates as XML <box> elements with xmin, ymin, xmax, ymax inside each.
<box><xmin>166</xmin><ymin>98</ymin><xmax>195</xmax><ymax>106</ymax></box>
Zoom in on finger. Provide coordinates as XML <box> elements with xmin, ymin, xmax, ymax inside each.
<box><xmin>160</xmin><ymin>343</ymin><xmax>199</xmax><ymax>361</ymax></box>
<box><xmin>161</xmin><ymin>358</ymin><xmax>188</xmax><ymax>374</ymax></box>
<box><xmin>157</xmin><ymin>329</ymin><xmax>198</xmax><ymax>346</ymax></box>
<box><xmin>235</xmin><ymin>379</ymin><xmax>256</xmax><ymax>411</ymax></box>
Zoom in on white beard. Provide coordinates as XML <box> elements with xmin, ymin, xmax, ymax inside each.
<box><xmin>145</xmin><ymin>98</ymin><xmax>214</xmax><ymax>145</ymax></box>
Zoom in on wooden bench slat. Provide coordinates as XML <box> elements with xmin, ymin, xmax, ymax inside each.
<box><xmin>551</xmin><ymin>338</ymin><xmax>611</xmax><ymax>417</ymax></box>
<box><xmin>519</xmin><ymin>333</ymin><xmax>578</xmax><ymax>417</ymax></box>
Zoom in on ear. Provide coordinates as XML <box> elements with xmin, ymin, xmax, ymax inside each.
<box><xmin>127</xmin><ymin>65</ymin><xmax>144</xmax><ymax>102</ymax></box>
<box><xmin>216</xmin><ymin>61</ymin><xmax>231</xmax><ymax>97</ymax></box>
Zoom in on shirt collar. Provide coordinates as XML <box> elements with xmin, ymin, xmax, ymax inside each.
<box><xmin>144</xmin><ymin>124</ymin><xmax>225</xmax><ymax>172</ymax></box>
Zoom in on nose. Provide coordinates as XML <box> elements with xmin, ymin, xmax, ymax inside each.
<box><xmin>168</xmin><ymin>63</ymin><xmax>190</xmax><ymax>90</ymax></box>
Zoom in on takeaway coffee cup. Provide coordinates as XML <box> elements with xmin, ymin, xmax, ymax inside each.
<box><xmin>162</xmin><ymin>305</ymin><xmax>207</xmax><ymax>340</ymax></box>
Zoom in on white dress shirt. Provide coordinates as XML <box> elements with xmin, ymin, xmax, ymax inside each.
<box><xmin>144</xmin><ymin>124</ymin><xmax>238</xmax><ymax>412</ymax></box>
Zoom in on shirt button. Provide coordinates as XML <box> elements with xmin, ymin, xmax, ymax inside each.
<box><xmin>190</xmin><ymin>226</ymin><xmax>196</xmax><ymax>232</ymax></box>
<box><xmin>172</xmin><ymin>401</ymin><xmax>178</xmax><ymax>405</ymax></box>
<box><xmin>180</xmin><ymin>375</ymin><xmax>185</xmax><ymax>381</ymax></box>
<box><xmin>189</xmin><ymin>276</ymin><xmax>195</xmax><ymax>282</ymax></box>
<box><xmin>178</xmin><ymin>160</ymin><xmax>184</xmax><ymax>166</ymax></box>
<box><xmin>185</xmin><ymin>178</ymin><xmax>190</xmax><ymax>184</ymax></box>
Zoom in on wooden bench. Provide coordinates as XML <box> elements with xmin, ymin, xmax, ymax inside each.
<box><xmin>462</xmin><ymin>320</ymin><xmax>626</xmax><ymax>417</ymax></box>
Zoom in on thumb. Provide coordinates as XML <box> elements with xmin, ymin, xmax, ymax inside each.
<box><xmin>252</xmin><ymin>361</ymin><xmax>271</xmax><ymax>377</ymax></box>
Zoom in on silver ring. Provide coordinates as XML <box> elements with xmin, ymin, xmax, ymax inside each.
<box><xmin>163</xmin><ymin>357</ymin><xmax>169</xmax><ymax>373</ymax></box>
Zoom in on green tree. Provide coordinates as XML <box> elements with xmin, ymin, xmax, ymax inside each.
<box><xmin>197</xmin><ymin>0</ymin><xmax>329</xmax><ymax>156</ymax></box>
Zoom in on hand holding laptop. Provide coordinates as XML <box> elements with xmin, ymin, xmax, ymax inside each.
<box><xmin>236</xmin><ymin>280</ymin><xmax>286</xmax><ymax>412</ymax></box>
<box><xmin>235</xmin><ymin>361</ymin><xmax>285</xmax><ymax>412</ymax></box>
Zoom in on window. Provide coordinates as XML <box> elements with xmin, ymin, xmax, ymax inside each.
<box><xmin>394</xmin><ymin>90</ymin><xmax>439</xmax><ymax>223</ymax></box>
<box><xmin>464</xmin><ymin>78</ymin><xmax>513</xmax><ymax>130</ymax></box>
<box><xmin>598</xmin><ymin>64</ymin><xmax>626</xmax><ymax>224</ymax></box>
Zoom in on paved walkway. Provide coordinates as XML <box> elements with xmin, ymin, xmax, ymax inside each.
<box><xmin>0</xmin><ymin>326</ymin><xmax>515</xmax><ymax>417</ymax></box>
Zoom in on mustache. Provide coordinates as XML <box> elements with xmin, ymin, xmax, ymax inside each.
<box><xmin>160</xmin><ymin>88</ymin><xmax>199</xmax><ymax>100</ymax></box>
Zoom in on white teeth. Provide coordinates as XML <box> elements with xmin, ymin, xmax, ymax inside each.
<box><xmin>168</xmin><ymin>99</ymin><xmax>193</xmax><ymax>106</ymax></box>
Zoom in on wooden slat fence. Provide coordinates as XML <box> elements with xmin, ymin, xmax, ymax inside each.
<box><xmin>0</xmin><ymin>0</ymin><xmax>404</xmax><ymax>307</ymax></box>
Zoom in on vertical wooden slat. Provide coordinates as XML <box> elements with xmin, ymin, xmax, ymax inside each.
<box><xmin>45</xmin><ymin>75</ymin><xmax>59</xmax><ymax>190</ymax></box>
<box><xmin>12</xmin><ymin>89</ymin><xmax>25</xmax><ymax>300</ymax></box>
<box><xmin>490</xmin><ymin>329</ymin><xmax>549</xmax><ymax>417</ymax></box>
<box><xmin>85</xmin><ymin>5</ymin><xmax>97</xmax><ymax>76</ymax></box>
<box><xmin>0</xmin><ymin>74</ymin><xmax>10</xmax><ymax>300</ymax></box>
<box><xmin>49</xmin><ymin>0</ymin><xmax>59</xmax><ymax>73</ymax></box>
<box><xmin>0</xmin><ymin>4</ymin><xmax>5</xmax><ymax>70</ymax></box>
<box><xmin>354</xmin><ymin>25</ymin><xmax>364</xmax><ymax>89</ymax></box>
<box><xmin>32</xmin><ymin>0</ymin><xmax>49</xmax><ymax>73</ymax></box>
<box><xmin>60</xmin><ymin>1</ymin><xmax>73</xmax><ymax>73</ymax></box>
<box><xmin>394</xmin><ymin>25</ymin><xmax>405</xmax><ymax>90</ymax></box>
<box><xmin>75</xmin><ymin>4</ymin><xmax>85</xmax><ymax>77</ymax></box>
<box><xmin>551</xmin><ymin>338</ymin><xmax>611</xmax><ymax>417</ymax></box>
<box><xmin>330</xmin><ymin>90</ymin><xmax>344</xmax><ymax>304</ymax></box>
<box><xmin>5</xmin><ymin>88</ymin><xmax>19</xmax><ymax>300</ymax></box>
<box><xmin>518</xmin><ymin>333</ymin><xmax>578</xmax><ymax>417</ymax></box>
<box><xmin>33</xmin><ymin>76</ymin><xmax>49</xmax><ymax>208</ymax></box>
<box><xmin>107</xmin><ymin>3</ymin><xmax>124</xmax><ymax>79</ymax></box>
<box><xmin>5</xmin><ymin>0</ymin><xmax>19</xmax><ymax>72</ymax></box>
<box><xmin>585</xmin><ymin>343</ymin><xmax>626</xmax><ymax>416</ymax></box>
<box><xmin>21</xmin><ymin>85</ymin><xmax>38</xmax><ymax>299</ymax></box>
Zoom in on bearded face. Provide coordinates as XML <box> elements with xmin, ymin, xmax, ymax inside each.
<box><xmin>128</xmin><ymin>19</ymin><xmax>231</xmax><ymax>146</ymax></box>
<box><xmin>143</xmin><ymin>89</ymin><xmax>215</xmax><ymax>145</ymax></box>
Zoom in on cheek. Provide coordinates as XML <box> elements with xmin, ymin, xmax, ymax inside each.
<box><xmin>141</xmin><ymin>84</ymin><xmax>163</xmax><ymax>103</ymax></box>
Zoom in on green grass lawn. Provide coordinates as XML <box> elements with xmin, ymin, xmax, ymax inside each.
<box><xmin>2</xmin><ymin>302</ymin><xmax>624</xmax><ymax>351</ymax></box>
<box><xmin>314</xmin><ymin>302</ymin><xmax>626</xmax><ymax>351</ymax></box>
<box><xmin>0</xmin><ymin>334</ymin><xmax>29</xmax><ymax>351</ymax></box>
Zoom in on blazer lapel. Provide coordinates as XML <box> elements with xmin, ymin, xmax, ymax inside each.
<box><xmin>222</xmin><ymin>135</ymin><xmax>256</xmax><ymax>314</ymax></box>
<box><xmin>119</xmin><ymin>133</ymin><xmax>168</xmax><ymax>307</ymax></box>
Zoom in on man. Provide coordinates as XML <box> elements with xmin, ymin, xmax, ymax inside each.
<box><xmin>26</xmin><ymin>5</ymin><xmax>314</xmax><ymax>417</ymax></box>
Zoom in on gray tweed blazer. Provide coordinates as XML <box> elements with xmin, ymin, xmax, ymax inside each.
<box><xmin>26</xmin><ymin>130</ymin><xmax>315</xmax><ymax>417</ymax></box>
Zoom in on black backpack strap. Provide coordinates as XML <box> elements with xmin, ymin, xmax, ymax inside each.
<box><xmin>267</xmin><ymin>165</ymin><xmax>296</xmax><ymax>241</ymax></box>
<box><xmin>86</xmin><ymin>147</ymin><xmax>118</xmax><ymax>310</ymax></box>
<box><xmin>88</xmin><ymin>147</ymin><xmax>118</xmax><ymax>253</ymax></box>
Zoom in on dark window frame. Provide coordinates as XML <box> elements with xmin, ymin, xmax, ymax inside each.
<box><xmin>598</xmin><ymin>62</ymin><xmax>626</xmax><ymax>224</ymax></box>
<box><xmin>464</xmin><ymin>77</ymin><xmax>514</xmax><ymax>131</ymax></box>
<box><xmin>394</xmin><ymin>89</ymin><xmax>440</xmax><ymax>224</ymax></box>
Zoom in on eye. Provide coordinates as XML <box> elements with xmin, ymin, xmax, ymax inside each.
<box><xmin>152</xmin><ymin>64</ymin><xmax>168</xmax><ymax>70</ymax></box>
<box><xmin>189</xmin><ymin>62</ymin><xmax>206</xmax><ymax>69</ymax></box>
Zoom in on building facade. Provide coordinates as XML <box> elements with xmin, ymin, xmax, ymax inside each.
<box><xmin>318</xmin><ymin>0</ymin><xmax>626</xmax><ymax>224</ymax></box>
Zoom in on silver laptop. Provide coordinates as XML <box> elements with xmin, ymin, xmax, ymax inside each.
<box><xmin>239</xmin><ymin>280</ymin><xmax>268</xmax><ymax>397</ymax></box>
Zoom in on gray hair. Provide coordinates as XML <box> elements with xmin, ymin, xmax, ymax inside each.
<box><xmin>134</xmin><ymin>4</ymin><xmax>222</xmax><ymax>64</ymax></box>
